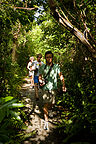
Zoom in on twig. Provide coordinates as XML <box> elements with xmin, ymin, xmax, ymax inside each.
<box><xmin>13</xmin><ymin>7</ymin><xmax>38</xmax><ymax>10</ymax></box>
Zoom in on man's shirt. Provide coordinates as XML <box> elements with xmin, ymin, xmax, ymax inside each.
<box><xmin>39</xmin><ymin>63</ymin><xmax>60</xmax><ymax>90</ymax></box>
<box><xmin>34</xmin><ymin>61</ymin><xmax>44</xmax><ymax>76</ymax></box>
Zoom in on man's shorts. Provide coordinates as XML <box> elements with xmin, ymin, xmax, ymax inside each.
<box><xmin>41</xmin><ymin>90</ymin><xmax>56</xmax><ymax>104</ymax></box>
<box><xmin>34</xmin><ymin>76</ymin><xmax>39</xmax><ymax>83</ymax></box>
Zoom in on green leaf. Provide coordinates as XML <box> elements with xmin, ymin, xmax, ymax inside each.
<box><xmin>78</xmin><ymin>83</ymin><xmax>81</xmax><ymax>88</ymax></box>
<box><xmin>0</xmin><ymin>108</ymin><xmax>6</xmax><ymax>123</ymax></box>
<box><xmin>8</xmin><ymin>103</ymin><xmax>24</xmax><ymax>108</ymax></box>
<box><xmin>9</xmin><ymin>110</ymin><xmax>21</xmax><ymax>121</ymax></box>
<box><xmin>0</xmin><ymin>99</ymin><xmax>17</xmax><ymax>110</ymax></box>
<box><xmin>3</xmin><ymin>96</ymin><xmax>13</xmax><ymax>102</ymax></box>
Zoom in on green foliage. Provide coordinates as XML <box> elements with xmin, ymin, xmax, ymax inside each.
<box><xmin>56</xmin><ymin>47</ymin><xmax>96</xmax><ymax>143</ymax></box>
<box><xmin>0</xmin><ymin>1</ymin><xmax>35</xmax><ymax>143</ymax></box>
<box><xmin>0</xmin><ymin>96</ymin><xmax>24</xmax><ymax>143</ymax></box>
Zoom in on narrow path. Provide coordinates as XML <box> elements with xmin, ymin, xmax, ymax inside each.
<box><xmin>20</xmin><ymin>77</ymin><xmax>63</xmax><ymax>144</ymax></box>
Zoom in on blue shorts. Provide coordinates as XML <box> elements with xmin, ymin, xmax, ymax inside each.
<box><xmin>34</xmin><ymin>76</ymin><xmax>39</xmax><ymax>83</ymax></box>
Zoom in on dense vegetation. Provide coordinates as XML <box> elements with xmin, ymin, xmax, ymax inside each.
<box><xmin>0</xmin><ymin>0</ymin><xmax>96</xmax><ymax>143</ymax></box>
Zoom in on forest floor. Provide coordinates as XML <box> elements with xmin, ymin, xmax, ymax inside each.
<box><xmin>20</xmin><ymin>77</ymin><xmax>64</xmax><ymax>144</ymax></box>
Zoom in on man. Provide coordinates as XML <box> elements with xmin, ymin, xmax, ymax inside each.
<box><xmin>39</xmin><ymin>51</ymin><xmax>66</xmax><ymax>130</ymax></box>
<box><xmin>34</xmin><ymin>53</ymin><xmax>44</xmax><ymax>101</ymax></box>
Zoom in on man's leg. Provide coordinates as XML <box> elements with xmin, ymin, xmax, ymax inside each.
<box><xmin>34</xmin><ymin>83</ymin><xmax>39</xmax><ymax>100</ymax></box>
<box><xmin>42</xmin><ymin>90</ymin><xmax>55</xmax><ymax>130</ymax></box>
<box><xmin>30</xmin><ymin>76</ymin><xmax>33</xmax><ymax>88</ymax></box>
<box><xmin>34</xmin><ymin>76</ymin><xmax>39</xmax><ymax>100</ymax></box>
<box><xmin>31</xmin><ymin>76</ymin><xmax>34</xmax><ymax>87</ymax></box>
<box><xmin>43</xmin><ymin>103</ymin><xmax>49</xmax><ymax>121</ymax></box>
<box><xmin>43</xmin><ymin>103</ymin><xmax>49</xmax><ymax>130</ymax></box>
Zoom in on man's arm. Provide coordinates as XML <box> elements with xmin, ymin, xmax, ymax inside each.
<box><xmin>39</xmin><ymin>74</ymin><xmax>45</xmax><ymax>87</ymax></box>
<box><xmin>39</xmin><ymin>74</ymin><xmax>42</xmax><ymax>82</ymax></box>
<box><xmin>59</xmin><ymin>72</ymin><xmax>66</xmax><ymax>92</ymax></box>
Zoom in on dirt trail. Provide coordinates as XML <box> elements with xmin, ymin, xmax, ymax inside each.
<box><xmin>20</xmin><ymin>77</ymin><xmax>63</xmax><ymax>144</ymax></box>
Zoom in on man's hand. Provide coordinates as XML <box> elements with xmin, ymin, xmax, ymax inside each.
<box><xmin>59</xmin><ymin>73</ymin><xmax>66</xmax><ymax>92</ymax></box>
<box><xmin>62</xmin><ymin>86</ymin><xmax>67</xmax><ymax>92</ymax></box>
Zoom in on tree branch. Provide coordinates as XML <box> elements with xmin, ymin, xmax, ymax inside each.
<box><xmin>13</xmin><ymin>7</ymin><xmax>38</xmax><ymax>10</ymax></box>
<box><xmin>48</xmin><ymin>0</ymin><xmax>96</xmax><ymax>59</ymax></box>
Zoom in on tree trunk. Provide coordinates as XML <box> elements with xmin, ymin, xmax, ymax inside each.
<box><xmin>12</xmin><ymin>41</ymin><xmax>16</xmax><ymax>62</ymax></box>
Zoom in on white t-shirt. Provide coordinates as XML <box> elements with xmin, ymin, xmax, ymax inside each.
<box><xmin>27</xmin><ymin>61</ymin><xmax>35</xmax><ymax>76</ymax></box>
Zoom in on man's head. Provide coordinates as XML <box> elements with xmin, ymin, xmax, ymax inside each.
<box><xmin>45</xmin><ymin>51</ymin><xmax>53</xmax><ymax>64</ymax></box>
<box><xmin>37</xmin><ymin>53</ymin><xmax>42</xmax><ymax>62</ymax></box>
